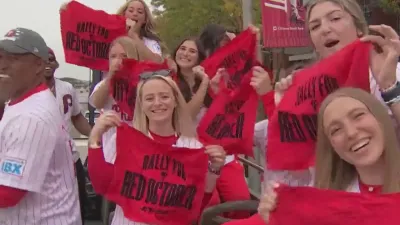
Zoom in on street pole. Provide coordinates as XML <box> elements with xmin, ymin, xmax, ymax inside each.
<box><xmin>242</xmin><ymin>0</ymin><xmax>261</xmax><ymax>195</ymax></box>
<box><xmin>242</xmin><ymin>0</ymin><xmax>253</xmax><ymax>30</ymax></box>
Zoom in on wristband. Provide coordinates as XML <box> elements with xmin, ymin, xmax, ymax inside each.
<box><xmin>386</xmin><ymin>95</ymin><xmax>400</xmax><ymax>107</ymax></box>
<box><xmin>381</xmin><ymin>81</ymin><xmax>400</xmax><ymax>102</ymax></box>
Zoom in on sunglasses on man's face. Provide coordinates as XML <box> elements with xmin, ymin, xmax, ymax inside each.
<box><xmin>139</xmin><ymin>69</ymin><xmax>172</xmax><ymax>80</ymax></box>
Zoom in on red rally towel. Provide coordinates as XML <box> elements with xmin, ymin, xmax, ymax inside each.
<box><xmin>105</xmin><ymin>124</ymin><xmax>208</xmax><ymax>225</ymax></box>
<box><xmin>268</xmin><ymin>186</ymin><xmax>400</xmax><ymax>225</ymax></box>
<box><xmin>60</xmin><ymin>1</ymin><xmax>126</xmax><ymax>71</ymax></box>
<box><xmin>267</xmin><ymin>40</ymin><xmax>371</xmax><ymax>170</ymax></box>
<box><xmin>109</xmin><ymin>59</ymin><xmax>170</xmax><ymax>119</ymax></box>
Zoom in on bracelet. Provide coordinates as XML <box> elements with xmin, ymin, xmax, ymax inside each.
<box><xmin>381</xmin><ymin>81</ymin><xmax>400</xmax><ymax>102</ymax></box>
<box><xmin>386</xmin><ymin>95</ymin><xmax>400</xmax><ymax>107</ymax></box>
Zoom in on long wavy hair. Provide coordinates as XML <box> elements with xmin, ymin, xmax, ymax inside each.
<box><xmin>172</xmin><ymin>37</ymin><xmax>212</xmax><ymax>107</ymax></box>
<box><xmin>314</xmin><ymin>88</ymin><xmax>400</xmax><ymax>193</ymax></box>
<box><xmin>133</xmin><ymin>75</ymin><xmax>196</xmax><ymax>138</ymax></box>
<box><xmin>117</xmin><ymin>0</ymin><xmax>161</xmax><ymax>42</ymax></box>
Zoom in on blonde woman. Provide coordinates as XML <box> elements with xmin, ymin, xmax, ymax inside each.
<box><xmin>118</xmin><ymin>0</ymin><xmax>164</xmax><ymax>63</ymax></box>
<box><xmin>258</xmin><ymin>87</ymin><xmax>400</xmax><ymax>223</ymax></box>
<box><xmin>88</xmin><ymin>75</ymin><xmax>226</xmax><ymax>225</ymax></box>
<box><xmin>254</xmin><ymin>0</ymin><xmax>400</xmax><ymax>189</ymax></box>
<box><xmin>89</xmin><ymin>36</ymin><xmax>140</xmax><ymax>166</ymax></box>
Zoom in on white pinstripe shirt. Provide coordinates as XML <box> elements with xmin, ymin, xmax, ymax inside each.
<box><xmin>0</xmin><ymin>87</ymin><xmax>81</xmax><ymax>225</ymax></box>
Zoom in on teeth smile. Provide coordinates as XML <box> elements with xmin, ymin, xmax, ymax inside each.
<box><xmin>350</xmin><ymin>139</ymin><xmax>370</xmax><ymax>152</ymax></box>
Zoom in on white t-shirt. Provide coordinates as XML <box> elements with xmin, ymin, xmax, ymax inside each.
<box><xmin>105</xmin><ymin>133</ymin><xmax>203</xmax><ymax>225</ymax></box>
<box><xmin>0</xmin><ymin>85</ymin><xmax>81</xmax><ymax>225</ymax></box>
<box><xmin>54</xmin><ymin>79</ymin><xmax>83</xmax><ymax>162</ymax></box>
<box><xmin>143</xmin><ymin>37</ymin><xmax>162</xmax><ymax>56</ymax></box>
<box><xmin>257</xmin><ymin>63</ymin><xmax>400</xmax><ymax>188</ymax></box>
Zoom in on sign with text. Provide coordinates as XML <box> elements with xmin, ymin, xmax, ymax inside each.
<box><xmin>201</xmin><ymin>28</ymin><xmax>257</xmax><ymax>97</ymax></box>
<box><xmin>105</xmin><ymin>124</ymin><xmax>208</xmax><ymax>225</ymax></box>
<box><xmin>197</xmin><ymin>85</ymin><xmax>258</xmax><ymax>156</ymax></box>
<box><xmin>267</xmin><ymin>40</ymin><xmax>370</xmax><ymax>170</ymax></box>
<box><xmin>268</xmin><ymin>186</ymin><xmax>400</xmax><ymax>225</ymax></box>
<box><xmin>60</xmin><ymin>1</ymin><xmax>126</xmax><ymax>71</ymax></box>
<box><xmin>110</xmin><ymin>59</ymin><xmax>170</xmax><ymax>119</ymax></box>
<box><xmin>261</xmin><ymin>0</ymin><xmax>311</xmax><ymax>47</ymax></box>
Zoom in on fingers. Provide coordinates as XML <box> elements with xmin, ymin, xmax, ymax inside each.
<box><xmin>275</xmin><ymin>75</ymin><xmax>293</xmax><ymax>92</ymax></box>
<box><xmin>100</xmin><ymin>111</ymin><xmax>121</xmax><ymax>127</ymax></box>
<box><xmin>258</xmin><ymin>181</ymin><xmax>279</xmax><ymax>223</ymax></box>
<box><xmin>360</xmin><ymin>35</ymin><xmax>386</xmax><ymax>47</ymax></box>
<box><xmin>369</xmin><ymin>24</ymin><xmax>399</xmax><ymax>40</ymax></box>
<box><xmin>205</xmin><ymin>145</ymin><xmax>226</xmax><ymax>164</ymax></box>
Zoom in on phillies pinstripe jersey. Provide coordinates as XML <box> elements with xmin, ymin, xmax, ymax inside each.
<box><xmin>54</xmin><ymin>78</ymin><xmax>83</xmax><ymax>163</ymax></box>
<box><xmin>0</xmin><ymin>84</ymin><xmax>81</xmax><ymax>225</ymax></box>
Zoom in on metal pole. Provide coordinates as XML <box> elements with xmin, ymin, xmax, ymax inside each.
<box><xmin>242</xmin><ymin>0</ymin><xmax>261</xmax><ymax>195</ymax></box>
<box><xmin>88</xmin><ymin>70</ymin><xmax>102</xmax><ymax>126</ymax></box>
<box><xmin>242</xmin><ymin>0</ymin><xmax>253</xmax><ymax>30</ymax></box>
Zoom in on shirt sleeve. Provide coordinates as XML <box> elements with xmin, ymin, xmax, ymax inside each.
<box><xmin>88</xmin><ymin>80</ymin><xmax>113</xmax><ymax>109</ymax></box>
<box><xmin>144</xmin><ymin>39</ymin><xmax>162</xmax><ymax>56</ymax></box>
<box><xmin>0</xmin><ymin>115</ymin><xmax>57</xmax><ymax>193</ymax></box>
<box><xmin>70</xmin><ymin>85</ymin><xmax>82</xmax><ymax>116</ymax></box>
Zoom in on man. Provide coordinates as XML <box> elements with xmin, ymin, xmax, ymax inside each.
<box><xmin>0</xmin><ymin>27</ymin><xmax>81</xmax><ymax>224</ymax></box>
<box><xmin>0</xmin><ymin>74</ymin><xmax>10</xmax><ymax>120</ymax></box>
<box><xmin>44</xmin><ymin>48</ymin><xmax>91</xmax><ymax>224</ymax></box>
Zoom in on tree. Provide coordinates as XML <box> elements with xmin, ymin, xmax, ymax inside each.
<box><xmin>151</xmin><ymin>0</ymin><xmax>262</xmax><ymax>51</ymax></box>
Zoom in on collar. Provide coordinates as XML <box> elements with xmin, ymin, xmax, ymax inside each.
<box><xmin>9</xmin><ymin>83</ymin><xmax>48</xmax><ymax>106</ymax></box>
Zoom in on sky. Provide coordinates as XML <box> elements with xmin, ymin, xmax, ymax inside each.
<box><xmin>0</xmin><ymin>0</ymin><xmax>152</xmax><ymax>81</ymax></box>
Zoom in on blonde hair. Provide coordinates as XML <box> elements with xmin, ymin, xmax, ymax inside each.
<box><xmin>305</xmin><ymin>0</ymin><xmax>368</xmax><ymax>36</ymax></box>
<box><xmin>109</xmin><ymin>36</ymin><xmax>141</xmax><ymax>60</ymax></box>
<box><xmin>314</xmin><ymin>88</ymin><xmax>400</xmax><ymax>193</ymax></box>
<box><xmin>116</xmin><ymin>0</ymin><xmax>161</xmax><ymax>42</ymax></box>
<box><xmin>133</xmin><ymin>75</ymin><xmax>196</xmax><ymax>138</ymax></box>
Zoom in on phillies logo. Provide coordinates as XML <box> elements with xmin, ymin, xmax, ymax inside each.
<box><xmin>4</xmin><ymin>29</ymin><xmax>21</xmax><ymax>41</ymax></box>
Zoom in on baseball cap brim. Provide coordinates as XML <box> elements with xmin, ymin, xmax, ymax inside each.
<box><xmin>0</xmin><ymin>39</ymin><xmax>31</xmax><ymax>55</ymax></box>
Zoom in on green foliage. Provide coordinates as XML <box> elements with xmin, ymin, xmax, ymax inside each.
<box><xmin>151</xmin><ymin>0</ymin><xmax>262</xmax><ymax>52</ymax></box>
<box><xmin>379</xmin><ymin>0</ymin><xmax>400</xmax><ymax>15</ymax></box>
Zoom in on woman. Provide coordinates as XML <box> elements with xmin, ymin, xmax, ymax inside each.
<box><xmin>254</xmin><ymin>0</ymin><xmax>400</xmax><ymax>188</ymax></box>
<box><xmin>174</xmin><ymin>33</ymin><xmax>268</xmax><ymax>218</ymax></box>
<box><xmin>258</xmin><ymin>87</ymin><xmax>400</xmax><ymax>223</ymax></box>
<box><xmin>89</xmin><ymin>36</ymin><xmax>139</xmax><ymax>163</ymax></box>
<box><xmin>118</xmin><ymin>0</ymin><xmax>164</xmax><ymax>63</ymax></box>
<box><xmin>88</xmin><ymin>74</ymin><xmax>227</xmax><ymax>225</ymax></box>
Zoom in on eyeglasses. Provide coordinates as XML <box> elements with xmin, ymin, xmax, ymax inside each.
<box><xmin>139</xmin><ymin>69</ymin><xmax>172</xmax><ymax>80</ymax></box>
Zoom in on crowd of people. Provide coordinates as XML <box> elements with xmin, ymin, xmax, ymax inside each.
<box><xmin>0</xmin><ymin>0</ymin><xmax>400</xmax><ymax>224</ymax></box>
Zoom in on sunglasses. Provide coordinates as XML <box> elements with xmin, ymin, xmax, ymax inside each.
<box><xmin>139</xmin><ymin>69</ymin><xmax>172</xmax><ymax>80</ymax></box>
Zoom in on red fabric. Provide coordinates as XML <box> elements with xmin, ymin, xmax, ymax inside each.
<box><xmin>105</xmin><ymin>124</ymin><xmax>208</xmax><ymax>225</ymax></box>
<box><xmin>359</xmin><ymin>180</ymin><xmax>382</xmax><ymax>194</ymax></box>
<box><xmin>149</xmin><ymin>131</ymin><xmax>178</xmax><ymax>146</ymax></box>
<box><xmin>9</xmin><ymin>84</ymin><xmax>48</xmax><ymax>106</ymax></box>
<box><xmin>261</xmin><ymin>91</ymin><xmax>275</xmax><ymax>118</ymax></box>
<box><xmin>87</xmin><ymin>148</ymin><xmax>114</xmax><ymax>195</ymax></box>
<box><xmin>261</xmin><ymin>0</ymin><xmax>310</xmax><ymax>48</ymax></box>
<box><xmin>201</xmin><ymin>28</ymin><xmax>257</xmax><ymax>97</ymax></box>
<box><xmin>267</xmin><ymin>40</ymin><xmax>371</xmax><ymax>170</ymax></box>
<box><xmin>109</xmin><ymin>59</ymin><xmax>170</xmax><ymax>119</ymax></box>
<box><xmin>197</xmin><ymin>85</ymin><xmax>258</xmax><ymax>156</ymax></box>
<box><xmin>266</xmin><ymin>186</ymin><xmax>400</xmax><ymax>225</ymax></box>
<box><xmin>0</xmin><ymin>186</ymin><xmax>26</xmax><ymax>207</ymax></box>
<box><xmin>217</xmin><ymin>161</ymin><xmax>250</xmax><ymax>219</ymax></box>
<box><xmin>60</xmin><ymin>1</ymin><xmax>126</xmax><ymax>71</ymax></box>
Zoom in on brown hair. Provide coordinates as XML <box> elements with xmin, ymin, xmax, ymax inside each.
<box><xmin>314</xmin><ymin>88</ymin><xmax>400</xmax><ymax>193</ymax></box>
<box><xmin>305</xmin><ymin>0</ymin><xmax>368</xmax><ymax>36</ymax></box>
<box><xmin>133</xmin><ymin>75</ymin><xmax>196</xmax><ymax>138</ymax></box>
